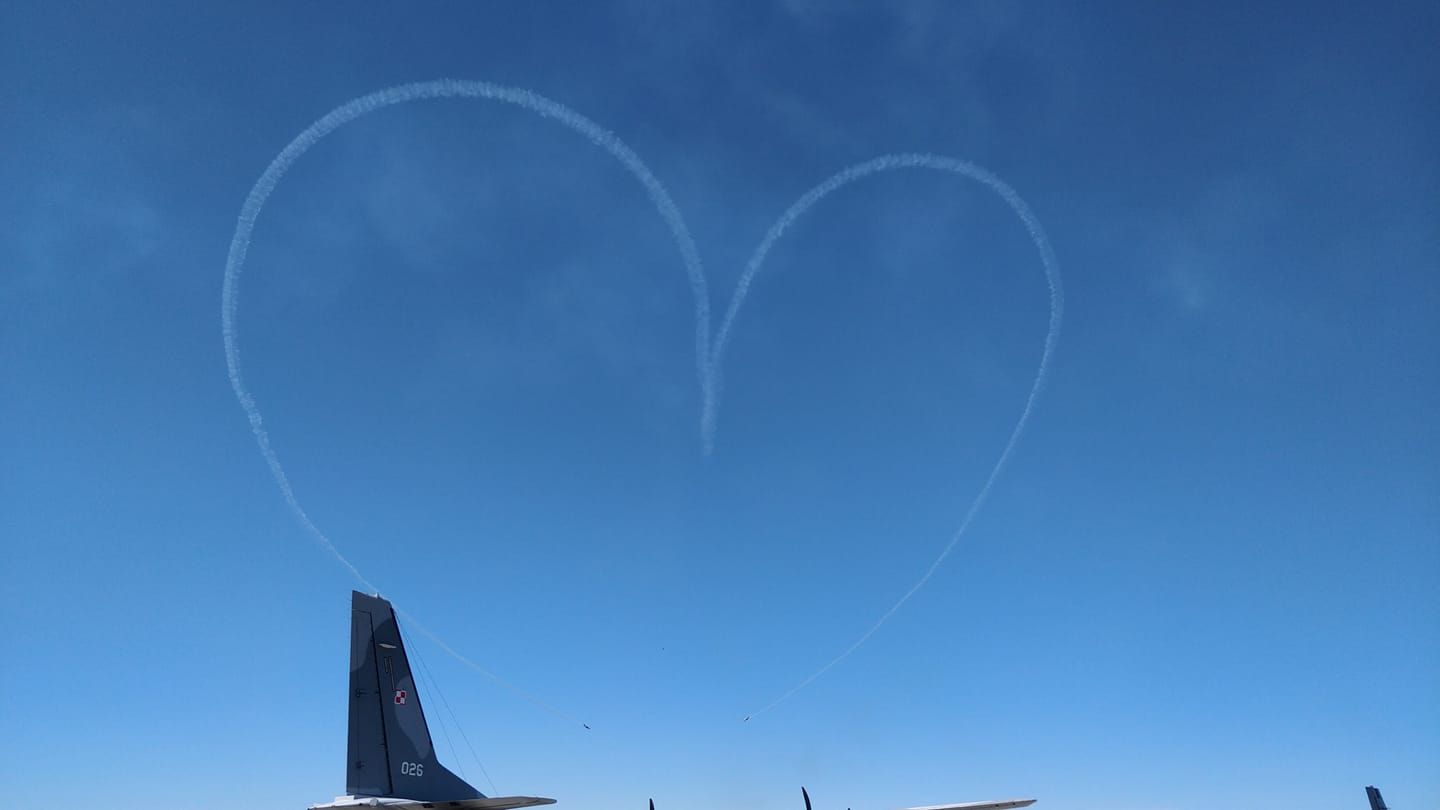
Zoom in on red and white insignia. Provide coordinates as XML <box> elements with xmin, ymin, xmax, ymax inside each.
<box><xmin>394</xmin><ymin>690</ymin><xmax>407</xmax><ymax>705</ymax></box>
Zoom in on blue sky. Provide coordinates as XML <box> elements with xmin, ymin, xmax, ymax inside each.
<box><xmin>2</xmin><ymin>2</ymin><xmax>1436</xmax><ymax>809</ymax></box>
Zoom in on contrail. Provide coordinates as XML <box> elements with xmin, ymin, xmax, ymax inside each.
<box><xmin>222</xmin><ymin>79</ymin><xmax>709</xmax><ymax>728</ymax></box>
<box><xmin>733</xmin><ymin>154</ymin><xmax>1063</xmax><ymax>721</ymax></box>
<box><xmin>396</xmin><ymin>606</ymin><xmax>591</xmax><ymax>730</ymax></box>
<box><xmin>223</xmin><ymin>82</ymin><xmax>1063</xmax><ymax>726</ymax></box>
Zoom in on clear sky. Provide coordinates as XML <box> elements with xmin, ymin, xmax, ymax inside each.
<box><xmin>2</xmin><ymin>2</ymin><xmax>1436</xmax><ymax>810</ymax></box>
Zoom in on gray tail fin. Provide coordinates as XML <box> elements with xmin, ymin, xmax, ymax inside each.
<box><xmin>1366</xmin><ymin>787</ymin><xmax>1388</xmax><ymax>810</ymax></box>
<box><xmin>347</xmin><ymin>591</ymin><xmax>484</xmax><ymax>802</ymax></box>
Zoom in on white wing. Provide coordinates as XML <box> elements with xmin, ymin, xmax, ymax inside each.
<box><xmin>901</xmin><ymin>800</ymin><xmax>1037</xmax><ymax>810</ymax></box>
<box><xmin>312</xmin><ymin>796</ymin><xmax>557</xmax><ymax>809</ymax></box>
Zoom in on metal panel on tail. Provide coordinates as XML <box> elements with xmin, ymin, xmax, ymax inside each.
<box><xmin>348</xmin><ymin>608</ymin><xmax>392</xmax><ymax>796</ymax></box>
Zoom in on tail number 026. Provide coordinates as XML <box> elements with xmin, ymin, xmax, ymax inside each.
<box><xmin>400</xmin><ymin>761</ymin><xmax>425</xmax><ymax>777</ymax></box>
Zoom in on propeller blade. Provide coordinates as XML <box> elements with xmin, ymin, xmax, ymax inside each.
<box><xmin>649</xmin><ymin>801</ymin><xmax>654</xmax><ymax>810</ymax></box>
<box><xmin>803</xmin><ymin>787</ymin><xmax>812</xmax><ymax>810</ymax></box>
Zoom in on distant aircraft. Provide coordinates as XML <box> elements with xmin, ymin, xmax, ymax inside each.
<box><xmin>309</xmin><ymin>591</ymin><xmax>557</xmax><ymax>809</ymax></box>
<box><xmin>310</xmin><ymin>592</ymin><xmax>1037</xmax><ymax>810</ymax></box>
<box><xmin>1366</xmin><ymin>786</ymin><xmax>1388</xmax><ymax>810</ymax></box>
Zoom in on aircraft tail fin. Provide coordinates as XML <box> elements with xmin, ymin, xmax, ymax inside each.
<box><xmin>347</xmin><ymin>591</ymin><xmax>484</xmax><ymax>802</ymax></box>
<box><xmin>1366</xmin><ymin>786</ymin><xmax>1388</xmax><ymax>810</ymax></box>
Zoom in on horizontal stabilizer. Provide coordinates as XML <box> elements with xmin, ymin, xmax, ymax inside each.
<box><xmin>902</xmin><ymin>801</ymin><xmax>1036</xmax><ymax>810</ymax></box>
<box><xmin>432</xmin><ymin>799</ymin><xmax>557</xmax><ymax>809</ymax></box>
<box><xmin>311</xmin><ymin>796</ymin><xmax>557</xmax><ymax>809</ymax></box>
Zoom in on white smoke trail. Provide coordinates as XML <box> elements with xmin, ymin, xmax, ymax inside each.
<box><xmin>732</xmin><ymin>154</ymin><xmax>1063</xmax><ymax>721</ymax></box>
<box><xmin>223</xmin><ymin>82</ymin><xmax>1062</xmax><ymax>726</ymax></box>
<box><xmin>222</xmin><ymin>79</ymin><xmax>710</xmax><ymax>728</ymax></box>
<box><xmin>396</xmin><ymin>606</ymin><xmax>591</xmax><ymax>730</ymax></box>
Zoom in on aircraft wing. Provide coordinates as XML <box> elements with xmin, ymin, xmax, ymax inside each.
<box><xmin>312</xmin><ymin>796</ymin><xmax>557</xmax><ymax>809</ymax></box>
<box><xmin>901</xmin><ymin>801</ymin><xmax>1036</xmax><ymax>810</ymax></box>
<box><xmin>431</xmin><ymin>799</ymin><xmax>558</xmax><ymax>809</ymax></box>
<box><xmin>389</xmin><ymin>798</ymin><xmax>556</xmax><ymax>810</ymax></box>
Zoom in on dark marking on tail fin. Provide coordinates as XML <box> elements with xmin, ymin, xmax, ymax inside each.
<box><xmin>1366</xmin><ymin>786</ymin><xmax>1388</xmax><ymax>810</ymax></box>
<box><xmin>347</xmin><ymin>591</ymin><xmax>484</xmax><ymax>802</ymax></box>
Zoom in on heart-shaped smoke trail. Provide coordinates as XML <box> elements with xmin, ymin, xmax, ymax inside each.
<box><xmin>222</xmin><ymin>79</ymin><xmax>1062</xmax><ymax>725</ymax></box>
<box><xmin>734</xmin><ymin>154</ymin><xmax>1061</xmax><ymax>720</ymax></box>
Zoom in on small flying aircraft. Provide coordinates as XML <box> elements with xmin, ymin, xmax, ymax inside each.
<box><xmin>310</xmin><ymin>592</ymin><xmax>1037</xmax><ymax>810</ymax></box>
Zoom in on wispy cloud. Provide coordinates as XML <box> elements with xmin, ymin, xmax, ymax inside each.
<box><xmin>1142</xmin><ymin>172</ymin><xmax>1286</xmax><ymax>316</ymax></box>
<box><xmin>4</xmin><ymin>137</ymin><xmax>162</xmax><ymax>298</ymax></box>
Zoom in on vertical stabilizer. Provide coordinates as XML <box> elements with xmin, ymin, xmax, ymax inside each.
<box><xmin>347</xmin><ymin>591</ymin><xmax>484</xmax><ymax>802</ymax></box>
<box><xmin>1366</xmin><ymin>787</ymin><xmax>1388</xmax><ymax>810</ymax></box>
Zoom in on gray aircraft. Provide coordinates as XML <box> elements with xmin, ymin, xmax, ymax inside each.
<box><xmin>309</xmin><ymin>591</ymin><xmax>557</xmax><ymax>809</ymax></box>
<box><xmin>312</xmin><ymin>591</ymin><xmax>1036</xmax><ymax>810</ymax></box>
